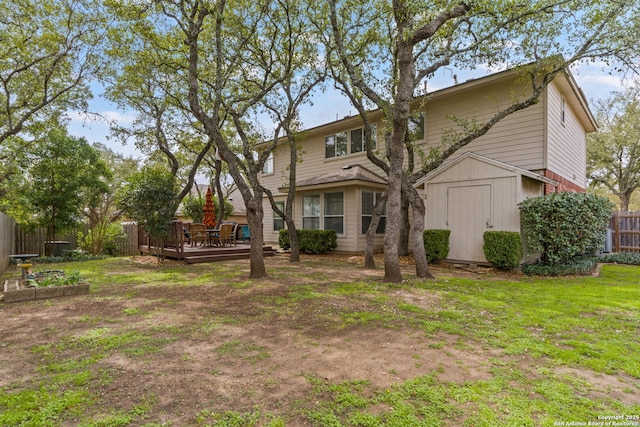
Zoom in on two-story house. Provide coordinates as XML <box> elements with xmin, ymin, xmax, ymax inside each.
<box><xmin>260</xmin><ymin>65</ymin><xmax>596</xmax><ymax>263</ymax></box>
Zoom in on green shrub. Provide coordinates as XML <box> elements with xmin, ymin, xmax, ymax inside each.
<box><xmin>518</xmin><ymin>192</ymin><xmax>614</xmax><ymax>265</ymax></box>
<box><xmin>599</xmin><ymin>252</ymin><xmax>640</xmax><ymax>265</ymax></box>
<box><xmin>522</xmin><ymin>256</ymin><xmax>599</xmax><ymax>276</ymax></box>
<box><xmin>34</xmin><ymin>252</ymin><xmax>107</xmax><ymax>263</ymax></box>
<box><xmin>182</xmin><ymin>196</ymin><xmax>205</xmax><ymax>223</ymax></box>
<box><xmin>78</xmin><ymin>223</ymin><xmax>128</xmax><ymax>256</ymax></box>
<box><xmin>483</xmin><ymin>231</ymin><xmax>523</xmax><ymax>270</ymax></box>
<box><xmin>101</xmin><ymin>223</ymin><xmax>128</xmax><ymax>256</ymax></box>
<box><xmin>423</xmin><ymin>229</ymin><xmax>450</xmax><ymax>264</ymax></box>
<box><xmin>182</xmin><ymin>195</ymin><xmax>234</xmax><ymax>222</ymax></box>
<box><xmin>279</xmin><ymin>229</ymin><xmax>338</xmax><ymax>254</ymax></box>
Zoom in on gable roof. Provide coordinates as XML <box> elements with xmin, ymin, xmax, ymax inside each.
<box><xmin>292</xmin><ymin>61</ymin><xmax>596</xmax><ymax>140</ymax></box>
<box><xmin>413</xmin><ymin>152</ymin><xmax>558</xmax><ymax>188</ymax></box>
<box><xmin>279</xmin><ymin>164</ymin><xmax>387</xmax><ymax>192</ymax></box>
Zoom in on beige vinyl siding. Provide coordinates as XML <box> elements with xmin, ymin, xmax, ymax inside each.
<box><xmin>520</xmin><ymin>176</ymin><xmax>544</xmax><ymax>201</ymax></box>
<box><xmin>262</xmin><ymin>119</ymin><xmax>387</xmax><ymax>192</ymax></box>
<box><xmin>421</xmin><ymin>79</ymin><xmax>545</xmax><ymax>171</ymax></box>
<box><xmin>424</xmin><ymin>154</ymin><xmax>545</xmax><ymax>262</ymax></box>
<box><xmin>263</xmin><ymin>196</ymin><xmax>288</xmax><ymax>246</ymax></box>
<box><xmin>340</xmin><ymin>187</ymin><xmax>359</xmax><ymax>252</ymax></box>
<box><xmin>425</xmin><ymin>155</ymin><xmax>523</xmax><ymax>232</ymax></box>
<box><xmin>427</xmin><ymin>177</ymin><xmax>520</xmax><ymax>232</ymax></box>
<box><xmin>545</xmin><ymin>82</ymin><xmax>588</xmax><ymax>189</ymax></box>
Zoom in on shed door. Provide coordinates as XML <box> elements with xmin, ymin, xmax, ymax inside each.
<box><xmin>447</xmin><ymin>185</ymin><xmax>491</xmax><ymax>262</ymax></box>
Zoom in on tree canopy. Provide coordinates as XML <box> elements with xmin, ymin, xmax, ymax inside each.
<box><xmin>6</xmin><ymin>128</ymin><xmax>110</xmax><ymax>254</ymax></box>
<box><xmin>588</xmin><ymin>84</ymin><xmax>640</xmax><ymax>212</ymax></box>
<box><xmin>0</xmin><ymin>0</ymin><xmax>108</xmax><ymax>189</ymax></box>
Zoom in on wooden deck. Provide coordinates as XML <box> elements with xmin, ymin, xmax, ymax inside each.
<box><xmin>139</xmin><ymin>242</ymin><xmax>276</xmax><ymax>264</ymax></box>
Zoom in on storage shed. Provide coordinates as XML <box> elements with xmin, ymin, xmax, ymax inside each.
<box><xmin>414</xmin><ymin>152</ymin><xmax>557</xmax><ymax>264</ymax></box>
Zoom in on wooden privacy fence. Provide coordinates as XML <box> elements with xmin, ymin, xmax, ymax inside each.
<box><xmin>14</xmin><ymin>226</ymin><xmax>79</xmax><ymax>255</ymax></box>
<box><xmin>13</xmin><ymin>222</ymin><xmax>140</xmax><ymax>257</ymax></box>
<box><xmin>609</xmin><ymin>211</ymin><xmax>640</xmax><ymax>253</ymax></box>
<box><xmin>0</xmin><ymin>211</ymin><xmax>15</xmax><ymax>275</ymax></box>
<box><xmin>120</xmin><ymin>222</ymin><xmax>139</xmax><ymax>256</ymax></box>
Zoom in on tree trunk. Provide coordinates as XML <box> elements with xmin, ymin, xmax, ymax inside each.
<box><xmin>364</xmin><ymin>192</ymin><xmax>387</xmax><ymax>269</ymax></box>
<box><xmin>619</xmin><ymin>189</ymin><xmax>632</xmax><ymax>212</ymax></box>
<box><xmin>404</xmin><ymin>181</ymin><xmax>434</xmax><ymax>278</ymax></box>
<box><xmin>287</xmin><ymin>137</ymin><xmax>300</xmax><ymax>262</ymax></box>
<box><xmin>214</xmin><ymin>158</ymin><xmax>225</xmax><ymax>223</ymax></box>
<box><xmin>383</xmin><ymin>127</ymin><xmax>403</xmax><ymax>282</ymax></box>
<box><xmin>398</xmin><ymin>191</ymin><xmax>410</xmax><ymax>256</ymax></box>
<box><xmin>383</xmin><ymin>29</ymin><xmax>415</xmax><ymax>283</ymax></box>
<box><xmin>286</xmin><ymin>218</ymin><xmax>300</xmax><ymax>262</ymax></box>
<box><xmin>246</xmin><ymin>197</ymin><xmax>267</xmax><ymax>278</ymax></box>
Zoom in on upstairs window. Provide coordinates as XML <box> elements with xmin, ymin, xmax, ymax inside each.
<box><xmin>262</xmin><ymin>153</ymin><xmax>274</xmax><ymax>174</ymax></box>
<box><xmin>350</xmin><ymin>124</ymin><xmax>377</xmax><ymax>154</ymax></box>
<box><xmin>408</xmin><ymin>112</ymin><xmax>425</xmax><ymax>141</ymax></box>
<box><xmin>325</xmin><ymin>132</ymin><xmax>347</xmax><ymax>158</ymax></box>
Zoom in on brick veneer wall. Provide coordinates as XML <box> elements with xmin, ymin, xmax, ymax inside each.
<box><xmin>543</xmin><ymin>170</ymin><xmax>586</xmax><ymax>194</ymax></box>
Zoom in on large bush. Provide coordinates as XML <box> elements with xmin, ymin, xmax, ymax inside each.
<box><xmin>78</xmin><ymin>222</ymin><xmax>128</xmax><ymax>256</ymax></box>
<box><xmin>483</xmin><ymin>231</ymin><xmax>523</xmax><ymax>270</ymax></box>
<box><xmin>518</xmin><ymin>192</ymin><xmax>614</xmax><ymax>265</ymax></box>
<box><xmin>279</xmin><ymin>229</ymin><xmax>337</xmax><ymax>254</ymax></box>
<box><xmin>182</xmin><ymin>196</ymin><xmax>205</xmax><ymax>223</ymax></box>
<box><xmin>423</xmin><ymin>229</ymin><xmax>450</xmax><ymax>263</ymax></box>
<box><xmin>116</xmin><ymin>167</ymin><xmax>179</xmax><ymax>241</ymax></box>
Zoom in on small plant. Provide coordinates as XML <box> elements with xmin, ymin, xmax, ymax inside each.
<box><xmin>423</xmin><ymin>229</ymin><xmax>450</xmax><ymax>263</ymax></box>
<box><xmin>483</xmin><ymin>231</ymin><xmax>523</xmax><ymax>270</ymax></box>
<box><xmin>65</xmin><ymin>270</ymin><xmax>82</xmax><ymax>285</ymax></box>
<box><xmin>26</xmin><ymin>270</ymin><xmax>83</xmax><ymax>287</ymax></box>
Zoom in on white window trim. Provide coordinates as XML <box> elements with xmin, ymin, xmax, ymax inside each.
<box><xmin>301</xmin><ymin>192</ymin><xmax>344</xmax><ymax>235</ymax></box>
<box><xmin>323</xmin><ymin>192</ymin><xmax>344</xmax><ymax>235</ymax></box>
<box><xmin>325</xmin><ymin>125</ymin><xmax>377</xmax><ymax>159</ymax></box>
<box><xmin>262</xmin><ymin>153</ymin><xmax>274</xmax><ymax>175</ymax></box>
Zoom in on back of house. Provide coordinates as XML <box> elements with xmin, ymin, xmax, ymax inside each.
<box><xmin>260</xmin><ymin>65</ymin><xmax>596</xmax><ymax>263</ymax></box>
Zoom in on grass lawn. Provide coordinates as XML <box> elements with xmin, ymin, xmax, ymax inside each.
<box><xmin>0</xmin><ymin>255</ymin><xmax>638</xmax><ymax>426</ymax></box>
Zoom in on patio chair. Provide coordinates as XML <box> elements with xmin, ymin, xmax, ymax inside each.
<box><xmin>190</xmin><ymin>223</ymin><xmax>207</xmax><ymax>247</ymax></box>
<box><xmin>241</xmin><ymin>224</ymin><xmax>250</xmax><ymax>242</ymax></box>
<box><xmin>222</xmin><ymin>222</ymin><xmax>239</xmax><ymax>245</ymax></box>
<box><xmin>215</xmin><ymin>223</ymin><xmax>233</xmax><ymax>247</ymax></box>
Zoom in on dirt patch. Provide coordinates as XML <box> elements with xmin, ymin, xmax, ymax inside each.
<box><xmin>0</xmin><ymin>254</ymin><xmax>628</xmax><ymax>425</ymax></box>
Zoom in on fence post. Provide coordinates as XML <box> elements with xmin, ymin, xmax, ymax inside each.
<box><xmin>614</xmin><ymin>211</ymin><xmax>620</xmax><ymax>253</ymax></box>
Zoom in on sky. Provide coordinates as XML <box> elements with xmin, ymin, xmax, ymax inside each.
<box><xmin>66</xmin><ymin>60</ymin><xmax>633</xmax><ymax>162</ymax></box>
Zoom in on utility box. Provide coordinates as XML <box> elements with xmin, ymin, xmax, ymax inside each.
<box><xmin>44</xmin><ymin>241</ymin><xmax>70</xmax><ymax>256</ymax></box>
<box><xmin>603</xmin><ymin>229</ymin><xmax>612</xmax><ymax>253</ymax></box>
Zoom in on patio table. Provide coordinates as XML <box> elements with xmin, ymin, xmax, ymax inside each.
<box><xmin>206</xmin><ymin>228</ymin><xmax>220</xmax><ymax>246</ymax></box>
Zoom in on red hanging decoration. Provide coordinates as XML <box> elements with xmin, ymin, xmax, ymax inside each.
<box><xmin>203</xmin><ymin>187</ymin><xmax>216</xmax><ymax>228</ymax></box>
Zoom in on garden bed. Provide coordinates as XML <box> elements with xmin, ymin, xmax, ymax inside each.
<box><xmin>3</xmin><ymin>270</ymin><xmax>89</xmax><ymax>303</ymax></box>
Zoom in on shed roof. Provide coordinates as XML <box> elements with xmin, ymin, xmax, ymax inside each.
<box><xmin>413</xmin><ymin>152</ymin><xmax>558</xmax><ymax>187</ymax></box>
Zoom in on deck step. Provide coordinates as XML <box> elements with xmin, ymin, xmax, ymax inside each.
<box><xmin>183</xmin><ymin>247</ymin><xmax>276</xmax><ymax>264</ymax></box>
